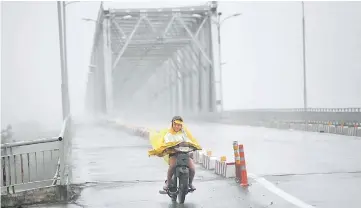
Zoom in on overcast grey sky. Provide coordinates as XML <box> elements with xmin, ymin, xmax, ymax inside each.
<box><xmin>1</xmin><ymin>1</ymin><xmax>361</xmax><ymax>128</ymax></box>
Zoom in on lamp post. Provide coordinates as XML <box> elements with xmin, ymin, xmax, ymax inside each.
<box><xmin>57</xmin><ymin>1</ymin><xmax>81</xmax><ymax>120</ymax></box>
<box><xmin>215</xmin><ymin>13</ymin><xmax>242</xmax><ymax>113</ymax></box>
<box><xmin>301</xmin><ymin>1</ymin><xmax>308</xmax><ymax>129</ymax></box>
<box><xmin>57</xmin><ymin>1</ymin><xmax>70</xmax><ymax>120</ymax></box>
<box><xmin>218</xmin><ymin>13</ymin><xmax>241</xmax><ymax>112</ymax></box>
<box><xmin>62</xmin><ymin>1</ymin><xmax>74</xmax><ymax>118</ymax></box>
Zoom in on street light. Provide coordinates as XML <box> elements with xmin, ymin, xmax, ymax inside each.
<box><xmin>82</xmin><ymin>18</ymin><xmax>98</xmax><ymax>23</ymax></box>
<box><xmin>216</xmin><ymin>12</ymin><xmax>242</xmax><ymax>113</ymax></box>
<box><xmin>301</xmin><ymin>1</ymin><xmax>308</xmax><ymax>129</ymax></box>
<box><xmin>57</xmin><ymin>2</ymin><xmax>71</xmax><ymax>120</ymax></box>
<box><xmin>219</xmin><ymin>13</ymin><xmax>242</xmax><ymax>25</ymax></box>
<box><xmin>56</xmin><ymin>1</ymin><xmax>82</xmax><ymax>120</ymax></box>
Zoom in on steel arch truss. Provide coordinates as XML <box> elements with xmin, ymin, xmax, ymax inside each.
<box><xmin>86</xmin><ymin>2</ymin><xmax>223</xmax><ymax>117</ymax></box>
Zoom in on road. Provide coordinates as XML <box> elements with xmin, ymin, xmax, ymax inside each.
<box><xmin>119</xmin><ymin>119</ymin><xmax>361</xmax><ymax>208</ymax></box>
<box><xmin>27</xmin><ymin>120</ymin><xmax>361</xmax><ymax>207</ymax></box>
<box><xmin>191</xmin><ymin>122</ymin><xmax>361</xmax><ymax>208</ymax></box>
<box><xmin>27</xmin><ymin>123</ymin><xmax>299</xmax><ymax>208</ymax></box>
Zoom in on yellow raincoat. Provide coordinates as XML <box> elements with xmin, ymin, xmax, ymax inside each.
<box><xmin>148</xmin><ymin>124</ymin><xmax>202</xmax><ymax>164</ymax></box>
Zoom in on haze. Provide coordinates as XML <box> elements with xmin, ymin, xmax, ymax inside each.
<box><xmin>1</xmin><ymin>1</ymin><xmax>361</xmax><ymax>131</ymax></box>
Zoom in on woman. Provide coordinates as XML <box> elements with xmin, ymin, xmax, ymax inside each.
<box><xmin>148</xmin><ymin>116</ymin><xmax>202</xmax><ymax>191</ymax></box>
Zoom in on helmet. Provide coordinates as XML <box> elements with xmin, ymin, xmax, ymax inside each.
<box><xmin>171</xmin><ymin>116</ymin><xmax>183</xmax><ymax>124</ymax></box>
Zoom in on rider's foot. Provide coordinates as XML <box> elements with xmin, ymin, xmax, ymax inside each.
<box><xmin>189</xmin><ymin>183</ymin><xmax>196</xmax><ymax>190</ymax></box>
<box><xmin>163</xmin><ymin>180</ymin><xmax>169</xmax><ymax>190</ymax></box>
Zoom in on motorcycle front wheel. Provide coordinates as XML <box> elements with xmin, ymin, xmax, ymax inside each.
<box><xmin>178</xmin><ymin>174</ymin><xmax>189</xmax><ymax>204</ymax></box>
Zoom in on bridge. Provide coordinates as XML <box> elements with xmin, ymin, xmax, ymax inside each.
<box><xmin>2</xmin><ymin>1</ymin><xmax>361</xmax><ymax>208</ymax></box>
<box><xmin>86</xmin><ymin>2</ymin><xmax>224</xmax><ymax>118</ymax></box>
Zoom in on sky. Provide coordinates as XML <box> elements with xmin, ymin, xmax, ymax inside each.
<box><xmin>1</xmin><ymin>1</ymin><xmax>361</xmax><ymax>129</ymax></box>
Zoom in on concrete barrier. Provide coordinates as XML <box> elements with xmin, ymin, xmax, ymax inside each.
<box><xmin>329</xmin><ymin>125</ymin><xmax>336</xmax><ymax>134</ymax></box>
<box><xmin>214</xmin><ymin>160</ymin><xmax>236</xmax><ymax>178</ymax></box>
<box><xmin>202</xmin><ymin>154</ymin><xmax>217</xmax><ymax>170</ymax></box>
<box><xmin>355</xmin><ymin>127</ymin><xmax>361</xmax><ymax>137</ymax></box>
<box><xmin>1</xmin><ymin>185</ymin><xmax>70</xmax><ymax>207</ymax></box>
<box><xmin>193</xmin><ymin>150</ymin><xmax>205</xmax><ymax>164</ymax></box>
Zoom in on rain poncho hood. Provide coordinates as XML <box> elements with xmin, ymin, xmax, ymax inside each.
<box><xmin>148</xmin><ymin>123</ymin><xmax>202</xmax><ymax>162</ymax></box>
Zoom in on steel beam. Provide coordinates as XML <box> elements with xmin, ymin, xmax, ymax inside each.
<box><xmin>112</xmin><ymin>17</ymin><xmax>143</xmax><ymax>69</ymax></box>
<box><xmin>89</xmin><ymin>3</ymin><xmax>220</xmax><ymax>116</ymax></box>
<box><xmin>195</xmin><ymin>16</ymin><xmax>208</xmax><ymax>38</ymax></box>
<box><xmin>121</xmin><ymin>64</ymin><xmax>160</xmax><ymax>97</ymax></box>
<box><xmin>177</xmin><ymin>16</ymin><xmax>212</xmax><ymax>66</ymax></box>
<box><xmin>142</xmin><ymin>16</ymin><xmax>156</xmax><ymax>33</ymax></box>
<box><xmin>103</xmin><ymin>17</ymin><xmax>114</xmax><ymax>114</ymax></box>
<box><xmin>176</xmin><ymin>50</ymin><xmax>195</xmax><ymax>74</ymax></box>
<box><xmin>110</xmin><ymin>5</ymin><xmax>210</xmax><ymax>15</ymax></box>
<box><xmin>125</xmin><ymin>38</ymin><xmax>191</xmax><ymax>45</ymax></box>
<box><xmin>169</xmin><ymin>55</ymin><xmax>183</xmax><ymax>116</ymax></box>
<box><xmin>181</xmin><ymin>45</ymin><xmax>200</xmax><ymax>74</ymax></box>
<box><xmin>111</xmin><ymin>20</ymin><xmax>126</xmax><ymax>40</ymax></box>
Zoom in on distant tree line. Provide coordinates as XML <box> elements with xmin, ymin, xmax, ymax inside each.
<box><xmin>1</xmin><ymin>125</ymin><xmax>13</xmax><ymax>144</ymax></box>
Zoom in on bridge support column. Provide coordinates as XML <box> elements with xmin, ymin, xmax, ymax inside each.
<box><xmin>182</xmin><ymin>74</ymin><xmax>190</xmax><ymax>115</ymax></box>
<box><xmin>85</xmin><ymin>70</ymin><xmax>96</xmax><ymax>115</ymax></box>
<box><xmin>103</xmin><ymin>17</ymin><xmax>114</xmax><ymax>115</ymax></box>
<box><xmin>190</xmin><ymin>71</ymin><xmax>198</xmax><ymax>114</ymax></box>
<box><xmin>197</xmin><ymin>46</ymin><xmax>207</xmax><ymax>114</ymax></box>
<box><xmin>182</xmin><ymin>45</ymin><xmax>200</xmax><ymax>115</ymax></box>
<box><xmin>93</xmin><ymin>48</ymin><xmax>106</xmax><ymax>116</ymax></box>
<box><xmin>168</xmin><ymin>64</ymin><xmax>176</xmax><ymax>116</ymax></box>
<box><xmin>176</xmin><ymin>70</ymin><xmax>182</xmax><ymax>116</ymax></box>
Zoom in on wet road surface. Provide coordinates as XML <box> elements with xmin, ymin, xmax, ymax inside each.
<box><xmin>135</xmin><ymin>120</ymin><xmax>361</xmax><ymax>208</ymax></box>
<box><xmin>27</xmin><ymin>123</ymin><xmax>299</xmax><ymax>208</ymax></box>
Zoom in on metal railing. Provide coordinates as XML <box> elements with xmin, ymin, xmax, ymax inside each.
<box><xmin>53</xmin><ymin>116</ymin><xmax>72</xmax><ymax>186</ymax></box>
<box><xmin>226</xmin><ymin>108</ymin><xmax>361</xmax><ymax>112</ymax></box>
<box><xmin>210</xmin><ymin>108</ymin><xmax>361</xmax><ymax>137</ymax></box>
<box><xmin>221</xmin><ymin>107</ymin><xmax>361</xmax><ymax>125</ymax></box>
<box><xmin>1</xmin><ymin>116</ymin><xmax>72</xmax><ymax>194</ymax></box>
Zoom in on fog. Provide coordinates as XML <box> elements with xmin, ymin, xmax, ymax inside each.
<box><xmin>1</xmin><ymin>1</ymin><xmax>99</xmax><ymax>131</ymax></box>
<box><xmin>1</xmin><ymin>1</ymin><xmax>361</xmax><ymax>132</ymax></box>
<box><xmin>219</xmin><ymin>1</ymin><xmax>361</xmax><ymax>109</ymax></box>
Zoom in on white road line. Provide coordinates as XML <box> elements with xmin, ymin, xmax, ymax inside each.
<box><xmin>248</xmin><ymin>173</ymin><xmax>315</xmax><ymax>208</ymax></box>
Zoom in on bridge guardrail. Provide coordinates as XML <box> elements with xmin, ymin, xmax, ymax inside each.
<box><xmin>186</xmin><ymin>108</ymin><xmax>361</xmax><ymax>137</ymax></box>
<box><xmin>1</xmin><ymin>116</ymin><xmax>72</xmax><ymax>195</ymax></box>
<box><xmin>54</xmin><ymin>116</ymin><xmax>72</xmax><ymax>186</ymax></box>
<box><xmin>222</xmin><ymin>108</ymin><xmax>361</xmax><ymax>125</ymax></box>
<box><xmin>218</xmin><ymin>108</ymin><xmax>361</xmax><ymax>137</ymax></box>
<box><xmin>1</xmin><ymin>138</ymin><xmax>62</xmax><ymax>194</ymax></box>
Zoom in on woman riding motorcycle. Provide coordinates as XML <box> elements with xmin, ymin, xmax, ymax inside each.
<box><xmin>148</xmin><ymin>116</ymin><xmax>202</xmax><ymax>191</ymax></box>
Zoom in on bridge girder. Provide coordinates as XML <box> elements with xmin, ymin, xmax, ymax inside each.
<box><xmin>86</xmin><ymin>2</ymin><xmax>223</xmax><ymax>118</ymax></box>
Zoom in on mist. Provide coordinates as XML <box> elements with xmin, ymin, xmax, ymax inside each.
<box><xmin>1</xmin><ymin>1</ymin><xmax>99</xmax><ymax>131</ymax></box>
<box><xmin>2</xmin><ymin>1</ymin><xmax>361</xmax><ymax>136</ymax></box>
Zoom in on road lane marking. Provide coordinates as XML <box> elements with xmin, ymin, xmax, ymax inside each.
<box><xmin>248</xmin><ymin>173</ymin><xmax>314</xmax><ymax>208</ymax></box>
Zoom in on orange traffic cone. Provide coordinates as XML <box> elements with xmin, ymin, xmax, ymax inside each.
<box><xmin>238</xmin><ymin>144</ymin><xmax>248</xmax><ymax>187</ymax></box>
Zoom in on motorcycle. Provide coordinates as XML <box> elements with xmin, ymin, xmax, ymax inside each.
<box><xmin>159</xmin><ymin>142</ymin><xmax>196</xmax><ymax>204</ymax></box>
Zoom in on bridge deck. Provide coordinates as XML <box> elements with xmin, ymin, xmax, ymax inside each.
<box><xmin>30</xmin><ymin>123</ymin><xmax>296</xmax><ymax>207</ymax></box>
<box><xmin>29</xmin><ymin>121</ymin><xmax>361</xmax><ymax>208</ymax></box>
